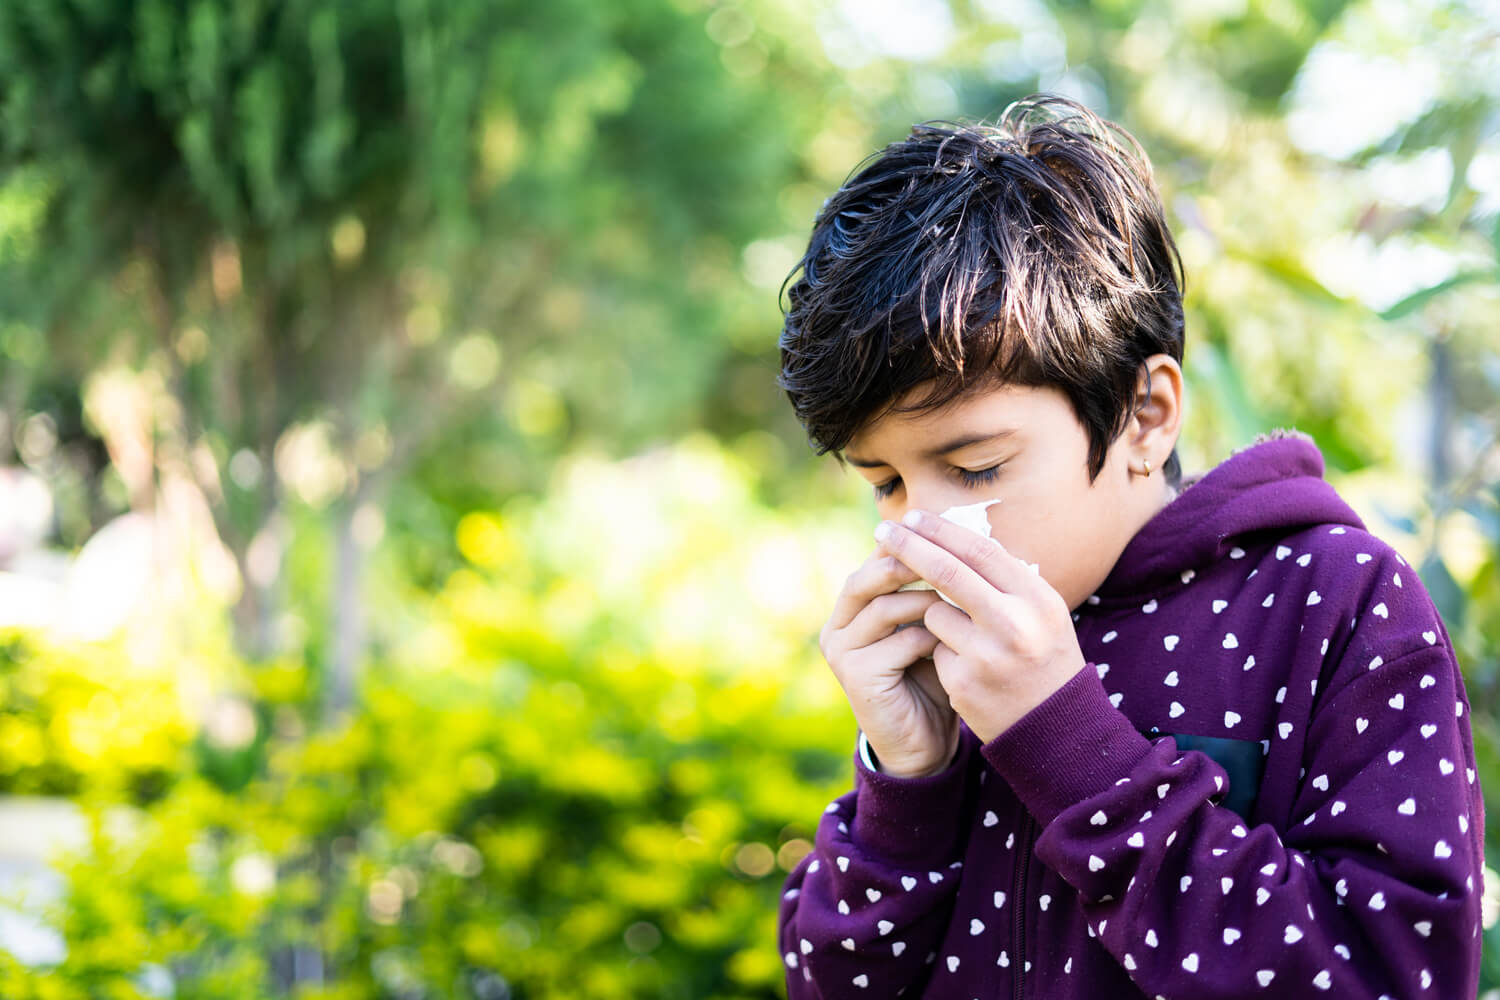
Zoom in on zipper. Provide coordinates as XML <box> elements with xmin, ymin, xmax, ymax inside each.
<box><xmin>1010</xmin><ymin>813</ymin><xmax>1035</xmax><ymax>1000</ymax></box>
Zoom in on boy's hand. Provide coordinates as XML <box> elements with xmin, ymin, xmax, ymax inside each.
<box><xmin>875</xmin><ymin>509</ymin><xmax>1087</xmax><ymax>744</ymax></box>
<box><xmin>819</xmin><ymin>550</ymin><xmax>961</xmax><ymax>779</ymax></box>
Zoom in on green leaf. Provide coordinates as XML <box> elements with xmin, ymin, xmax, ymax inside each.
<box><xmin>1378</xmin><ymin>271</ymin><xmax>1492</xmax><ymax>321</ymax></box>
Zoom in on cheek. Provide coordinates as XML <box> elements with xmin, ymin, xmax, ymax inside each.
<box><xmin>993</xmin><ymin>486</ymin><xmax>1116</xmax><ymax>597</ymax></box>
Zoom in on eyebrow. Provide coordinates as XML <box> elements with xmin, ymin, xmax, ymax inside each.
<box><xmin>844</xmin><ymin>429</ymin><xmax>1016</xmax><ymax>469</ymax></box>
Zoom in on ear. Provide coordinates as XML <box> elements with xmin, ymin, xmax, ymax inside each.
<box><xmin>1128</xmin><ymin>354</ymin><xmax>1184</xmax><ymax>468</ymax></box>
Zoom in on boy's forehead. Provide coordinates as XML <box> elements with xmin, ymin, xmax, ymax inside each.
<box><xmin>847</xmin><ymin>381</ymin><xmax>1050</xmax><ymax>456</ymax></box>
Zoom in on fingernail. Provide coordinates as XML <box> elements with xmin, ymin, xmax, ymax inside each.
<box><xmin>902</xmin><ymin>510</ymin><xmax>923</xmax><ymax>528</ymax></box>
<box><xmin>874</xmin><ymin>522</ymin><xmax>892</xmax><ymax>543</ymax></box>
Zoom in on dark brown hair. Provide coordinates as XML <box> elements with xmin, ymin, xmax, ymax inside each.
<box><xmin>778</xmin><ymin>94</ymin><xmax>1184</xmax><ymax>482</ymax></box>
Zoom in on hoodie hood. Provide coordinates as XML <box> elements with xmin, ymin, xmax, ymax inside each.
<box><xmin>1096</xmin><ymin>433</ymin><xmax>1366</xmax><ymax>599</ymax></box>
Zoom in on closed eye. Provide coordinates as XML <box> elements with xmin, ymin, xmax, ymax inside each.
<box><xmin>957</xmin><ymin>464</ymin><xmax>1002</xmax><ymax>487</ymax></box>
<box><xmin>871</xmin><ymin>464</ymin><xmax>1002</xmax><ymax>500</ymax></box>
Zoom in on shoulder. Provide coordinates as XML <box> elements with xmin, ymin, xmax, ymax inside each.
<box><xmin>1270</xmin><ymin>523</ymin><xmax>1454</xmax><ymax>696</ymax></box>
<box><xmin>1279</xmin><ymin>524</ymin><xmax>1435</xmax><ymax>630</ymax></box>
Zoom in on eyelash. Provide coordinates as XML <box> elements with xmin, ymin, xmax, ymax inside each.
<box><xmin>873</xmin><ymin>464</ymin><xmax>1002</xmax><ymax>500</ymax></box>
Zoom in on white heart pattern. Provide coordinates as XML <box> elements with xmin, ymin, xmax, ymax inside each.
<box><xmin>1164</xmin><ymin>634</ymin><xmax>1179</xmax><ymax>651</ymax></box>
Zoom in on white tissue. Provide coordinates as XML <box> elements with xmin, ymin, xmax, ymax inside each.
<box><xmin>939</xmin><ymin>498</ymin><xmax>1002</xmax><ymax>538</ymax></box>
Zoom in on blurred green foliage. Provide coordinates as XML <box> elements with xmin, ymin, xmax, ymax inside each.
<box><xmin>0</xmin><ymin>0</ymin><xmax>1497</xmax><ymax>996</ymax></box>
<box><xmin>0</xmin><ymin>443</ymin><xmax>864</xmax><ymax>999</ymax></box>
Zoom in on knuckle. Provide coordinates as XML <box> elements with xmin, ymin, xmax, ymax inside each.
<box><xmin>932</xmin><ymin>563</ymin><xmax>963</xmax><ymax>593</ymax></box>
<box><xmin>899</xmin><ymin>623</ymin><xmax>930</xmax><ymax>647</ymax></box>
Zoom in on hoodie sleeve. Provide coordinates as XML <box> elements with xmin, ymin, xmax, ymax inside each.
<box><xmin>982</xmin><ymin>548</ymin><xmax>1483</xmax><ymax>999</ymax></box>
<box><xmin>779</xmin><ymin>731</ymin><xmax>979</xmax><ymax>998</ymax></box>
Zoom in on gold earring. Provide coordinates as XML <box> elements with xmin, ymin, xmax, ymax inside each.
<box><xmin>1141</xmin><ymin>459</ymin><xmax>1152</xmax><ymax>477</ymax></box>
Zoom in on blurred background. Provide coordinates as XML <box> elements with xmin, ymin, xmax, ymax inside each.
<box><xmin>0</xmin><ymin>0</ymin><xmax>1496</xmax><ymax>996</ymax></box>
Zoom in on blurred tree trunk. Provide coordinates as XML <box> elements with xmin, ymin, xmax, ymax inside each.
<box><xmin>326</xmin><ymin>493</ymin><xmax>366</xmax><ymax>720</ymax></box>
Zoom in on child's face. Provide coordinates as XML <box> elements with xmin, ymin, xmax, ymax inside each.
<box><xmin>844</xmin><ymin>381</ymin><xmax>1165</xmax><ymax>611</ymax></box>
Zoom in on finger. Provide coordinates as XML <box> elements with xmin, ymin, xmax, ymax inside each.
<box><xmin>842</xmin><ymin>590</ymin><xmax>945</xmax><ymax>648</ymax></box>
<box><xmin>921</xmin><ymin>597</ymin><xmax>982</xmax><ymax>653</ymax></box>
<box><xmin>876</xmin><ymin>519</ymin><xmax>1001</xmax><ymax>618</ymax></box>
<box><xmin>826</xmin><ymin>550</ymin><xmax>922</xmax><ymax>632</ymax></box>
<box><xmin>898</xmin><ymin>508</ymin><xmax>1038</xmax><ymax>596</ymax></box>
<box><xmin>840</xmin><ymin>623</ymin><xmax>940</xmax><ymax>687</ymax></box>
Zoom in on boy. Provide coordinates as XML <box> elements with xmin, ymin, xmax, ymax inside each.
<box><xmin>775</xmin><ymin>95</ymin><xmax>1483</xmax><ymax>998</ymax></box>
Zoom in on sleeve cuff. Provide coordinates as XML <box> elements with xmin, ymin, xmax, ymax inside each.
<box><xmin>980</xmin><ymin>665</ymin><xmax>1154</xmax><ymax>827</ymax></box>
<box><xmin>850</xmin><ymin>729</ymin><xmax>975</xmax><ymax>867</ymax></box>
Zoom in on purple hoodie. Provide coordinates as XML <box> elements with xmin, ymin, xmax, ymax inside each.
<box><xmin>779</xmin><ymin>436</ymin><xmax>1483</xmax><ymax>998</ymax></box>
